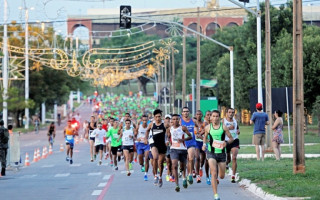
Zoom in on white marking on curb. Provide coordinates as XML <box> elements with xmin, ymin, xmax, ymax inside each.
<box><xmin>98</xmin><ymin>182</ymin><xmax>107</xmax><ymax>187</ymax></box>
<box><xmin>41</xmin><ymin>165</ymin><xmax>54</xmax><ymax>168</ymax></box>
<box><xmin>70</xmin><ymin>163</ymin><xmax>82</xmax><ymax>167</ymax></box>
<box><xmin>55</xmin><ymin>173</ymin><xmax>70</xmax><ymax>177</ymax></box>
<box><xmin>103</xmin><ymin>175</ymin><xmax>111</xmax><ymax>180</ymax></box>
<box><xmin>20</xmin><ymin>174</ymin><xmax>37</xmax><ymax>178</ymax></box>
<box><xmin>91</xmin><ymin>190</ymin><xmax>102</xmax><ymax>196</ymax></box>
<box><xmin>88</xmin><ymin>172</ymin><xmax>102</xmax><ymax>176</ymax></box>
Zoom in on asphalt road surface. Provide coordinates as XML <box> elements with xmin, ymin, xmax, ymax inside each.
<box><xmin>0</xmin><ymin>104</ymin><xmax>261</xmax><ymax>200</ymax></box>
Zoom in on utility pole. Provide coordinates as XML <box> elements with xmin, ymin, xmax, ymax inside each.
<box><xmin>2</xmin><ymin>0</ymin><xmax>8</xmax><ymax>127</ymax></box>
<box><xmin>196</xmin><ymin>7</ymin><xmax>201</xmax><ymax>111</ymax></box>
<box><xmin>293</xmin><ymin>0</ymin><xmax>305</xmax><ymax>174</ymax></box>
<box><xmin>265</xmin><ymin>0</ymin><xmax>273</xmax><ymax>149</ymax></box>
<box><xmin>182</xmin><ymin>29</ymin><xmax>186</xmax><ymax>107</ymax></box>
<box><xmin>172</xmin><ymin>49</ymin><xmax>175</xmax><ymax>113</ymax></box>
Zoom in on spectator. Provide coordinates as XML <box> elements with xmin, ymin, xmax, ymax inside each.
<box><xmin>272</xmin><ymin>110</ymin><xmax>284</xmax><ymax>160</ymax></box>
<box><xmin>0</xmin><ymin>120</ymin><xmax>9</xmax><ymax>176</ymax></box>
<box><xmin>250</xmin><ymin>103</ymin><xmax>269</xmax><ymax>161</ymax></box>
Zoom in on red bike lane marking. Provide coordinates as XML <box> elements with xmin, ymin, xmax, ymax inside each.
<box><xmin>97</xmin><ymin>174</ymin><xmax>115</xmax><ymax>200</ymax></box>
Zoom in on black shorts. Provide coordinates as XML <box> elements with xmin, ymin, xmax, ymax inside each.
<box><xmin>122</xmin><ymin>145</ymin><xmax>134</xmax><ymax>153</ymax></box>
<box><xmin>150</xmin><ymin>143</ymin><xmax>167</xmax><ymax>155</ymax></box>
<box><xmin>111</xmin><ymin>145</ymin><xmax>122</xmax><ymax>155</ymax></box>
<box><xmin>166</xmin><ymin>146</ymin><xmax>171</xmax><ymax>158</ymax></box>
<box><xmin>226</xmin><ymin>138</ymin><xmax>240</xmax><ymax>153</ymax></box>
<box><xmin>90</xmin><ymin>137</ymin><xmax>95</xmax><ymax>141</ymax></box>
<box><xmin>206</xmin><ymin>152</ymin><xmax>226</xmax><ymax>163</ymax></box>
<box><xmin>170</xmin><ymin>149</ymin><xmax>187</xmax><ymax>163</ymax></box>
<box><xmin>95</xmin><ymin>144</ymin><xmax>104</xmax><ymax>152</ymax></box>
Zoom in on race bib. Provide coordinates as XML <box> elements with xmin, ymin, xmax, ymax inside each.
<box><xmin>171</xmin><ymin>139</ymin><xmax>180</xmax><ymax>148</ymax></box>
<box><xmin>66</xmin><ymin>135</ymin><xmax>73</xmax><ymax>140</ymax></box>
<box><xmin>113</xmin><ymin>134</ymin><xmax>119</xmax><ymax>139</ymax></box>
<box><xmin>212</xmin><ymin>140</ymin><xmax>224</xmax><ymax>149</ymax></box>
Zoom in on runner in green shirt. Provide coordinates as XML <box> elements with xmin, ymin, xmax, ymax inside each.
<box><xmin>107</xmin><ymin>120</ymin><xmax>122</xmax><ymax>170</ymax></box>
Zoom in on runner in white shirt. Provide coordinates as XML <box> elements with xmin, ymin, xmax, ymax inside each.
<box><xmin>91</xmin><ymin>122</ymin><xmax>107</xmax><ymax>165</ymax></box>
<box><xmin>167</xmin><ymin>114</ymin><xmax>192</xmax><ymax>192</ymax></box>
<box><xmin>118</xmin><ymin>119</ymin><xmax>135</xmax><ymax>176</ymax></box>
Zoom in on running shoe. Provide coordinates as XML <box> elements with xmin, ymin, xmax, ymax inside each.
<box><xmin>199</xmin><ymin>168</ymin><xmax>203</xmax><ymax>177</ymax></box>
<box><xmin>154</xmin><ymin>177</ymin><xmax>159</xmax><ymax>186</ymax></box>
<box><xmin>214</xmin><ymin>194</ymin><xmax>220</xmax><ymax>200</ymax></box>
<box><xmin>231</xmin><ymin>175</ymin><xmax>236</xmax><ymax>183</ymax></box>
<box><xmin>166</xmin><ymin>175</ymin><xmax>170</xmax><ymax>182</ymax></box>
<box><xmin>115</xmin><ymin>166</ymin><xmax>118</xmax><ymax>171</ymax></box>
<box><xmin>144</xmin><ymin>174</ymin><xmax>148</xmax><ymax>181</ymax></box>
<box><xmin>192</xmin><ymin>170</ymin><xmax>196</xmax><ymax>178</ymax></box>
<box><xmin>187</xmin><ymin>175</ymin><xmax>193</xmax><ymax>185</ymax></box>
<box><xmin>129</xmin><ymin>163</ymin><xmax>132</xmax><ymax>170</ymax></box>
<box><xmin>66</xmin><ymin>157</ymin><xmax>69</xmax><ymax>161</ymax></box>
<box><xmin>178</xmin><ymin>171</ymin><xmax>182</xmax><ymax>178</ymax></box>
<box><xmin>169</xmin><ymin>176</ymin><xmax>175</xmax><ymax>182</ymax></box>
<box><xmin>70</xmin><ymin>159</ymin><xmax>73</xmax><ymax>164</ymax></box>
<box><xmin>175</xmin><ymin>185</ymin><xmax>180</xmax><ymax>192</ymax></box>
<box><xmin>90</xmin><ymin>159</ymin><xmax>93</xmax><ymax>162</ymax></box>
<box><xmin>206</xmin><ymin>177</ymin><xmax>211</xmax><ymax>185</ymax></box>
<box><xmin>196</xmin><ymin>175</ymin><xmax>201</xmax><ymax>183</ymax></box>
<box><xmin>127</xmin><ymin>171</ymin><xmax>131</xmax><ymax>176</ymax></box>
<box><xmin>182</xmin><ymin>179</ymin><xmax>188</xmax><ymax>188</ymax></box>
<box><xmin>141</xmin><ymin>166</ymin><xmax>145</xmax><ymax>172</ymax></box>
<box><xmin>99</xmin><ymin>160</ymin><xmax>102</xmax><ymax>165</ymax></box>
<box><xmin>158</xmin><ymin>178</ymin><xmax>163</xmax><ymax>187</ymax></box>
<box><xmin>110</xmin><ymin>161</ymin><xmax>114</xmax><ymax>167</ymax></box>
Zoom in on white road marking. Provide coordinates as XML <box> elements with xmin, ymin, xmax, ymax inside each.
<box><xmin>98</xmin><ymin>182</ymin><xmax>107</xmax><ymax>187</ymax></box>
<box><xmin>91</xmin><ymin>190</ymin><xmax>102</xmax><ymax>196</ymax></box>
<box><xmin>121</xmin><ymin>170</ymin><xmax>134</xmax><ymax>174</ymax></box>
<box><xmin>20</xmin><ymin>174</ymin><xmax>37</xmax><ymax>178</ymax></box>
<box><xmin>22</xmin><ymin>140</ymin><xmax>41</xmax><ymax>147</ymax></box>
<box><xmin>88</xmin><ymin>172</ymin><xmax>102</xmax><ymax>176</ymax></box>
<box><xmin>70</xmin><ymin>163</ymin><xmax>82</xmax><ymax>167</ymax></box>
<box><xmin>100</xmin><ymin>163</ymin><xmax>108</xmax><ymax>166</ymax></box>
<box><xmin>41</xmin><ymin>165</ymin><xmax>54</xmax><ymax>168</ymax></box>
<box><xmin>55</xmin><ymin>173</ymin><xmax>70</xmax><ymax>177</ymax></box>
<box><xmin>103</xmin><ymin>175</ymin><xmax>111</xmax><ymax>180</ymax></box>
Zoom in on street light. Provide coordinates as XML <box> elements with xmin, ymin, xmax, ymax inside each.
<box><xmin>19</xmin><ymin>5</ymin><xmax>34</xmax><ymax>130</ymax></box>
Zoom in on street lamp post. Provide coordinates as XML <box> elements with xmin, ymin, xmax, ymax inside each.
<box><xmin>2</xmin><ymin>0</ymin><xmax>9</xmax><ymax>127</ymax></box>
<box><xmin>19</xmin><ymin>5</ymin><xmax>34</xmax><ymax>130</ymax></box>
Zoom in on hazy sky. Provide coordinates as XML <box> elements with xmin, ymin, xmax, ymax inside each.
<box><xmin>1</xmin><ymin>0</ymin><xmax>317</xmax><ymax>37</ymax></box>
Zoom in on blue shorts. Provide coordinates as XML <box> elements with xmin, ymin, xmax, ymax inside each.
<box><xmin>185</xmin><ymin>139</ymin><xmax>197</xmax><ymax>149</ymax></box>
<box><xmin>137</xmin><ymin>143</ymin><xmax>150</xmax><ymax>155</ymax></box>
<box><xmin>65</xmin><ymin>137</ymin><xmax>74</xmax><ymax>149</ymax></box>
<box><xmin>196</xmin><ymin>141</ymin><xmax>205</xmax><ymax>153</ymax></box>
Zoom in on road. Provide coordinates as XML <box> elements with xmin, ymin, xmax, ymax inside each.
<box><xmin>0</xmin><ymin>104</ymin><xmax>261</xmax><ymax>200</ymax></box>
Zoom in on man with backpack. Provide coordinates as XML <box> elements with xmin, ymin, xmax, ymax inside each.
<box><xmin>0</xmin><ymin>120</ymin><xmax>9</xmax><ymax>176</ymax></box>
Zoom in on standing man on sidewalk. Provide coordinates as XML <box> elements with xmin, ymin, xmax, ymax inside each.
<box><xmin>0</xmin><ymin>120</ymin><xmax>9</xmax><ymax>176</ymax></box>
<box><xmin>250</xmin><ymin>103</ymin><xmax>269</xmax><ymax>161</ymax></box>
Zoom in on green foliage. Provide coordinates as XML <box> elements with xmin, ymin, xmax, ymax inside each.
<box><xmin>0</xmin><ymin>87</ymin><xmax>35</xmax><ymax>112</ymax></box>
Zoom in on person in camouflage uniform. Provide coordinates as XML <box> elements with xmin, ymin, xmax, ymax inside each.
<box><xmin>0</xmin><ymin>120</ymin><xmax>9</xmax><ymax>176</ymax></box>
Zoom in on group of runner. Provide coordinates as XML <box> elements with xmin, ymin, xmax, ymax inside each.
<box><xmin>64</xmin><ymin>94</ymin><xmax>241</xmax><ymax>200</ymax></box>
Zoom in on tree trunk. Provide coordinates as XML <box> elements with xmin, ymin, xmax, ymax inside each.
<box><xmin>137</xmin><ymin>77</ymin><xmax>150</xmax><ymax>96</ymax></box>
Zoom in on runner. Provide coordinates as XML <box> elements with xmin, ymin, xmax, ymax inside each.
<box><xmin>203</xmin><ymin>110</ymin><xmax>234</xmax><ymax>200</ymax></box>
<box><xmin>135</xmin><ymin>115</ymin><xmax>150</xmax><ymax>181</ymax></box>
<box><xmin>87</xmin><ymin>115</ymin><xmax>97</xmax><ymax>162</ymax></box>
<box><xmin>204</xmin><ymin>110</ymin><xmax>212</xmax><ymax>185</ymax></box>
<box><xmin>144</xmin><ymin>109</ymin><xmax>168</xmax><ymax>187</ymax></box>
<box><xmin>223</xmin><ymin>108</ymin><xmax>240</xmax><ymax>183</ymax></box>
<box><xmin>164</xmin><ymin>114</ymin><xmax>174</xmax><ymax>183</ymax></box>
<box><xmin>91</xmin><ymin>122</ymin><xmax>107</xmax><ymax>165</ymax></box>
<box><xmin>118</xmin><ymin>119</ymin><xmax>135</xmax><ymax>176</ymax></box>
<box><xmin>180</xmin><ymin>107</ymin><xmax>198</xmax><ymax>185</ymax></box>
<box><xmin>194</xmin><ymin>110</ymin><xmax>206</xmax><ymax>183</ymax></box>
<box><xmin>103</xmin><ymin>118</ymin><xmax>112</xmax><ymax>163</ymax></box>
<box><xmin>107</xmin><ymin>119</ymin><xmax>122</xmax><ymax>170</ymax></box>
<box><xmin>64</xmin><ymin>120</ymin><xmax>78</xmax><ymax>164</ymax></box>
<box><xmin>47</xmin><ymin>122</ymin><xmax>56</xmax><ymax>145</ymax></box>
<box><xmin>168</xmin><ymin>114</ymin><xmax>192</xmax><ymax>192</ymax></box>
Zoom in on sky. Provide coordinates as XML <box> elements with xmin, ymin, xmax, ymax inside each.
<box><xmin>1</xmin><ymin>0</ymin><xmax>318</xmax><ymax>38</ymax></box>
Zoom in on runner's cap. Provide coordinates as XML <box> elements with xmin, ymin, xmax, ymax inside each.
<box><xmin>256</xmin><ymin>103</ymin><xmax>263</xmax><ymax>110</ymax></box>
<box><xmin>165</xmin><ymin>114</ymin><xmax>172</xmax><ymax>119</ymax></box>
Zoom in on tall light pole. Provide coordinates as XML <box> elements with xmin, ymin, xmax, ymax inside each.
<box><xmin>19</xmin><ymin>4</ymin><xmax>34</xmax><ymax>129</ymax></box>
<box><xmin>2</xmin><ymin>0</ymin><xmax>9</xmax><ymax>127</ymax></box>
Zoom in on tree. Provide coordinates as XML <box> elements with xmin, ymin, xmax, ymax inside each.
<box><xmin>312</xmin><ymin>96</ymin><xmax>320</xmax><ymax>137</ymax></box>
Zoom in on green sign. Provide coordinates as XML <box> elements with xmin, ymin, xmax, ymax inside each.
<box><xmin>200</xmin><ymin>79</ymin><xmax>218</xmax><ymax>88</ymax></box>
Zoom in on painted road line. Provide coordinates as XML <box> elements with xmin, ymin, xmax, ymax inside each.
<box><xmin>54</xmin><ymin>173</ymin><xmax>70</xmax><ymax>177</ymax></box>
<box><xmin>103</xmin><ymin>175</ymin><xmax>111</xmax><ymax>180</ymax></box>
<box><xmin>41</xmin><ymin>165</ymin><xmax>54</xmax><ymax>168</ymax></box>
<box><xmin>70</xmin><ymin>163</ymin><xmax>82</xmax><ymax>167</ymax></box>
<box><xmin>101</xmin><ymin>163</ymin><xmax>108</xmax><ymax>166</ymax></box>
<box><xmin>88</xmin><ymin>172</ymin><xmax>102</xmax><ymax>176</ymax></box>
<box><xmin>98</xmin><ymin>182</ymin><xmax>107</xmax><ymax>187</ymax></box>
<box><xmin>20</xmin><ymin>174</ymin><xmax>37</xmax><ymax>178</ymax></box>
<box><xmin>91</xmin><ymin>190</ymin><xmax>102</xmax><ymax>196</ymax></box>
<box><xmin>120</xmin><ymin>170</ymin><xmax>134</xmax><ymax>174</ymax></box>
<box><xmin>97</xmin><ymin>175</ymin><xmax>114</xmax><ymax>200</ymax></box>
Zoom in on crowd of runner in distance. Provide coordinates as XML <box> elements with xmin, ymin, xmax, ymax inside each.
<box><xmin>68</xmin><ymin>93</ymin><xmax>240</xmax><ymax>200</ymax></box>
